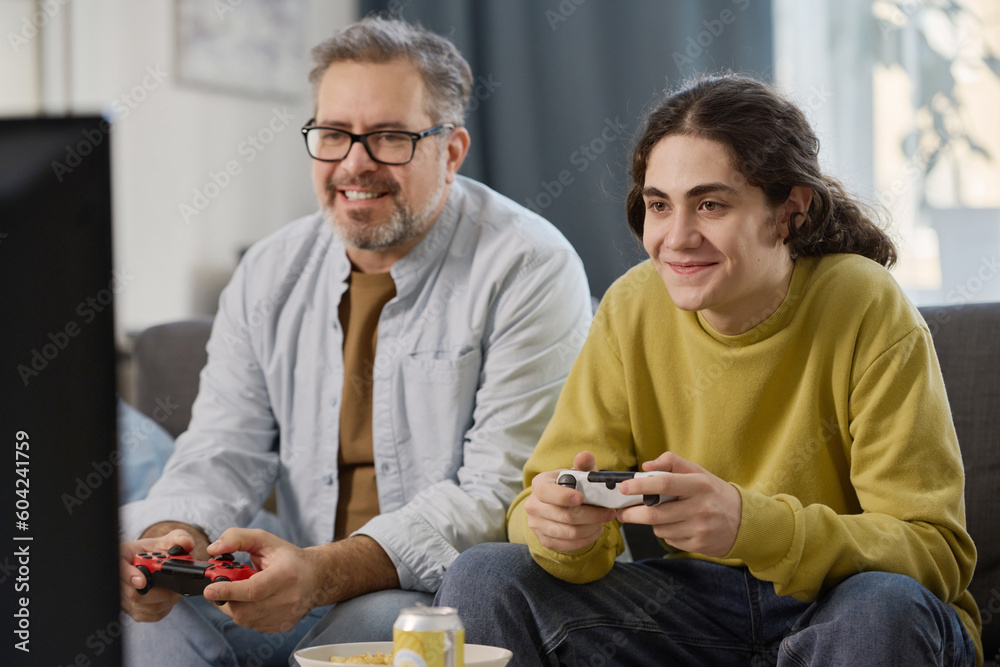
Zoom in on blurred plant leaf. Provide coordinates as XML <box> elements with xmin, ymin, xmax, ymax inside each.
<box><xmin>985</xmin><ymin>55</ymin><xmax>1000</xmax><ymax>80</ymax></box>
<box><xmin>902</xmin><ymin>129</ymin><xmax>922</xmax><ymax>159</ymax></box>
<box><xmin>966</xmin><ymin>135</ymin><xmax>992</xmax><ymax>160</ymax></box>
<box><xmin>924</xmin><ymin>145</ymin><xmax>943</xmax><ymax>175</ymax></box>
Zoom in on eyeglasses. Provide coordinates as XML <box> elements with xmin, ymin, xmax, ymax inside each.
<box><xmin>300</xmin><ymin>121</ymin><xmax>455</xmax><ymax>165</ymax></box>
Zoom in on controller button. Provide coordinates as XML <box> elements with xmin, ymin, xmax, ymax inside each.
<box><xmin>556</xmin><ymin>473</ymin><xmax>577</xmax><ymax>489</ymax></box>
<box><xmin>135</xmin><ymin>564</ymin><xmax>153</xmax><ymax>596</ymax></box>
<box><xmin>214</xmin><ymin>553</ymin><xmax>235</xmax><ymax>562</ymax></box>
<box><xmin>167</xmin><ymin>545</ymin><xmax>187</xmax><ymax>556</ymax></box>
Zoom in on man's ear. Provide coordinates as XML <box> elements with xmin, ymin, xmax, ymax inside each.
<box><xmin>777</xmin><ymin>185</ymin><xmax>813</xmax><ymax>240</ymax></box>
<box><xmin>444</xmin><ymin>127</ymin><xmax>471</xmax><ymax>184</ymax></box>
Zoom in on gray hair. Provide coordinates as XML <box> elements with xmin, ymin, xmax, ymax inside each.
<box><xmin>309</xmin><ymin>16</ymin><xmax>472</xmax><ymax>126</ymax></box>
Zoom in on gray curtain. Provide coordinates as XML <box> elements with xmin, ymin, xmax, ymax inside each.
<box><xmin>361</xmin><ymin>0</ymin><xmax>774</xmax><ymax>297</ymax></box>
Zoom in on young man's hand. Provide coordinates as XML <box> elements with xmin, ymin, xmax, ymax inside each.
<box><xmin>617</xmin><ymin>452</ymin><xmax>742</xmax><ymax>558</ymax></box>
<box><xmin>524</xmin><ymin>450</ymin><xmax>617</xmax><ymax>553</ymax></box>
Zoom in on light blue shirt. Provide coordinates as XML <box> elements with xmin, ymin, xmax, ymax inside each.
<box><xmin>121</xmin><ymin>176</ymin><xmax>592</xmax><ymax>592</ymax></box>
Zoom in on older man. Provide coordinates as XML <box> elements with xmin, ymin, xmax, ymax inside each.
<box><xmin>120</xmin><ymin>16</ymin><xmax>591</xmax><ymax>666</ymax></box>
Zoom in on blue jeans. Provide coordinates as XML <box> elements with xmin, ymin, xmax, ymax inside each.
<box><xmin>123</xmin><ymin>589</ymin><xmax>433</xmax><ymax>667</ymax></box>
<box><xmin>434</xmin><ymin>543</ymin><xmax>975</xmax><ymax>667</ymax></box>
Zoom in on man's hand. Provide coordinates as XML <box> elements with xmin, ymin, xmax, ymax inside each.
<box><xmin>120</xmin><ymin>528</ymin><xmax>199</xmax><ymax>622</ymax></box>
<box><xmin>524</xmin><ymin>451</ymin><xmax>617</xmax><ymax>553</ymax></box>
<box><xmin>616</xmin><ymin>452</ymin><xmax>743</xmax><ymax>558</ymax></box>
<box><xmin>203</xmin><ymin>529</ymin><xmax>399</xmax><ymax>634</ymax></box>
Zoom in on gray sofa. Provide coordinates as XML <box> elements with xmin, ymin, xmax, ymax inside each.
<box><xmin>130</xmin><ymin>303</ymin><xmax>1000</xmax><ymax>664</ymax></box>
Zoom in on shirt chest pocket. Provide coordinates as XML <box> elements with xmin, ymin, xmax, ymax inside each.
<box><xmin>390</xmin><ymin>347</ymin><xmax>482</xmax><ymax>487</ymax></box>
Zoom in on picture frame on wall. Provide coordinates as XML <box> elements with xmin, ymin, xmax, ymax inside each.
<box><xmin>174</xmin><ymin>0</ymin><xmax>307</xmax><ymax>100</ymax></box>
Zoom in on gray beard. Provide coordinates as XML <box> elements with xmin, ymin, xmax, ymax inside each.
<box><xmin>322</xmin><ymin>170</ymin><xmax>447</xmax><ymax>252</ymax></box>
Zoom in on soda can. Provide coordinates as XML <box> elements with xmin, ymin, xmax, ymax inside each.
<box><xmin>393</xmin><ymin>606</ymin><xmax>465</xmax><ymax>667</ymax></box>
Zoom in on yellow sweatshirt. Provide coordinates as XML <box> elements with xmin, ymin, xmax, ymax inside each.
<box><xmin>507</xmin><ymin>254</ymin><xmax>982</xmax><ymax>665</ymax></box>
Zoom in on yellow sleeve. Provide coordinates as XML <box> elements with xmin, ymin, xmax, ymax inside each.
<box><xmin>728</xmin><ymin>327</ymin><xmax>977</xmax><ymax>610</ymax></box>
<box><xmin>505</xmin><ymin>304</ymin><xmax>635</xmax><ymax>582</ymax></box>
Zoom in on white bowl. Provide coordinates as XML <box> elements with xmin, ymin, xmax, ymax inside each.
<box><xmin>294</xmin><ymin>641</ymin><xmax>513</xmax><ymax>667</ymax></box>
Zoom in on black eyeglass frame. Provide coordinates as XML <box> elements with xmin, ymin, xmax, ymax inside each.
<box><xmin>300</xmin><ymin>120</ymin><xmax>455</xmax><ymax>165</ymax></box>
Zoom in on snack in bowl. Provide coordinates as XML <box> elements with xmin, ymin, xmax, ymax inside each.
<box><xmin>294</xmin><ymin>641</ymin><xmax>513</xmax><ymax>667</ymax></box>
<box><xmin>327</xmin><ymin>651</ymin><xmax>392</xmax><ymax>664</ymax></box>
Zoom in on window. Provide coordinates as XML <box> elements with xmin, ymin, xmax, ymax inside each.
<box><xmin>775</xmin><ymin>0</ymin><xmax>1000</xmax><ymax>304</ymax></box>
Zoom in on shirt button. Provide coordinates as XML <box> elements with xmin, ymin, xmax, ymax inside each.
<box><xmin>330</xmin><ymin>396</ymin><xmax>339</xmax><ymax>407</ymax></box>
<box><xmin>322</xmin><ymin>474</ymin><xmax>334</xmax><ymax>485</ymax></box>
<box><xmin>381</xmin><ymin>463</ymin><xmax>391</xmax><ymax>473</ymax></box>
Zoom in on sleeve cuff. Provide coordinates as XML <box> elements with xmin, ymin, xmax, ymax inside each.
<box><xmin>356</xmin><ymin>508</ymin><xmax>458</xmax><ymax>593</ymax></box>
<box><xmin>508</xmin><ymin>497</ymin><xmax>621</xmax><ymax>583</ymax></box>
<box><xmin>725</xmin><ymin>486</ymin><xmax>796</xmax><ymax>572</ymax></box>
<box><xmin>119</xmin><ymin>498</ymin><xmax>216</xmax><ymax>543</ymax></box>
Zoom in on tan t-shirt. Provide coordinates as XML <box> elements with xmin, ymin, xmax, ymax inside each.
<box><xmin>335</xmin><ymin>270</ymin><xmax>396</xmax><ymax>540</ymax></box>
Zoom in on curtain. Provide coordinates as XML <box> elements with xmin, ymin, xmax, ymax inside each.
<box><xmin>360</xmin><ymin>0</ymin><xmax>774</xmax><ymax>297</ymax></box>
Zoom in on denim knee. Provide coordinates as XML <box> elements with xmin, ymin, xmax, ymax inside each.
<box><xmin>833</xmin><ymin>571</ymin><xmax>940</xmax><ymax>621</ymax></box>
<box><xmin>781</xmin><ymin>571</ymin><xmax>974</xmax><ymax>667</ymax></box>
<box><xmin>438</xmin><ymin>542</ymin><xmax>534</xmax><ymax>599</ymax></box>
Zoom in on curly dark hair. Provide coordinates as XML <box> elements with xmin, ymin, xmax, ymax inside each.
<box><xmin>625</xmin><ymin>74</ymin><xmax>897</xmax><ymax>268</ymax></box>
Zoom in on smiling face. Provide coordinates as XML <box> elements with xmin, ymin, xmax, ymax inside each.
<box><xmin>311</xmin><ymin>58</ymin><xmax>469</xmax><ymax>272</ymax></box>
<box><xmin>641</xmin><ymin>134</ymin><xmax>802</xmax><ymax>335</ymax></box>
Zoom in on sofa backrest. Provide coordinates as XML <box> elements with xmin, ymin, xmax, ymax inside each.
<box><xmin>131</xmin><ymin>303</ymin><xmax>1000</xmax><ymax>664</ymax></box>
<box><xmin>131</xmin><ymin>316</ymin><xmax>213</xmax><ymax>439</ymax></box>
<box><xmin>919</xmin><ymin>303</ymin><xmax>1000</xmax><ymax>664</ymax></box>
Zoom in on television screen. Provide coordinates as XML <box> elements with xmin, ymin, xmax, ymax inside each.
<box><xmin>0</xmin><ymin>116</ymin><xmax>122</xmax><ymax>667</ymax></box>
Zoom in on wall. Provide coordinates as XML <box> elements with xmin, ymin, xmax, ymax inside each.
<box><xmin>1</xmin><ymin>0</ymin><xmax>359</xmax><ymax>337</ymax></box>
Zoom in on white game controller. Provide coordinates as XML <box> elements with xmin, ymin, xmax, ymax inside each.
<box><xmin>556</xmin><ymin>470</ymin><xmax>677</xmax><ymax>509</ymax></box>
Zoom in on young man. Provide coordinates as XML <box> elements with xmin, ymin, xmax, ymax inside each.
<box><xmin>119</xmin><ymin>16</ymin><xmax>591</xmax><ymax>666</ymax></box>
<box><xmin>436</xmin><ymin>74</ymin><xmax>981</xmax><ymax>666</ymax></box>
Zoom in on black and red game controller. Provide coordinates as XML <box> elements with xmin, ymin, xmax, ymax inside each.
<box><xmin>133</xmin><ymin>545</ymin><xmax>258</xmax><ymax>598</ymax></box>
